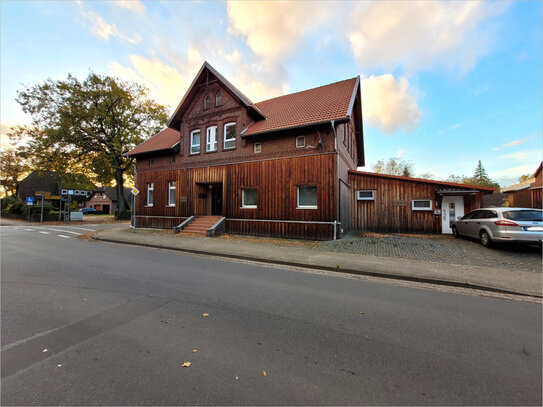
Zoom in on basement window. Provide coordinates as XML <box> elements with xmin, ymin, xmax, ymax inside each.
<box><xmin>242</xmin><ymin>188</ymin><xmax>257</xmax><ymax>208</ymax></box>
<box><xmin>357</xmin><ymin>190</ymin><xmax>375</xmax><ymax>201</ymax></box>
<box><xmin>412</xmin><ymin>199</ymin><xmax>432</xmax><ymax>211</ymax></box>
<box><xmin>297</xmin><ymin>186</ymin><xmax>317</xmax><ymax>209</ymax></box>
<box><xmin>254</xmin><ymin>142</ymin><xmax>262</xmax><ymax>153</ymax></box>
<box><xmin>296</xmin><ymin>136</ymin><xmax>305</xmax><ymax>148</ymax></box>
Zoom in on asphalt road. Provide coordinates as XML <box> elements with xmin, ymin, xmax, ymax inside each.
<box><xmin>1</xmin><ymin>223</ymin><xmax>541</xmax><ymax>406</ymax></box>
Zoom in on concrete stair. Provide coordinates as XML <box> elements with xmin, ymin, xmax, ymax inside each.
<box><xmin>179</xmin><ymin>216</ymin><xmax>223</xmax><ymax>236</ymax></box>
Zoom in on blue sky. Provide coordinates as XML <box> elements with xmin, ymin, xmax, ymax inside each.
<box><xmin>1</xmin><ymin>0</ymin><xmax>541</xmax><ymax>186</ymax></box>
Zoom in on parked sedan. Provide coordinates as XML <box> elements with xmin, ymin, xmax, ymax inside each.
<box><xmin>452</xmin><ymin>207</ymin><xmax>543</xmax><ymax>248</ymax></box>
<box><xmin>79</xmin><ymin>208</ymin><xmax>103</xmax><ymax>215</ymax></box>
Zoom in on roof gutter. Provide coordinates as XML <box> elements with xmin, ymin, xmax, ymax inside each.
<box><xmin>241</xmin><ymin>117</ymin><xmax>350</xmax><ymax>139</ymax></box>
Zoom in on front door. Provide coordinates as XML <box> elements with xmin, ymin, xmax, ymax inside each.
<box><xmin>211</xmin><ymin>184</ymin><xmax>222</xmax><ymax>216</ymax></box>
<box><xmin>441</xmin><ymin>196</ymin><xmax>464</xmax><ymax>234</ymax></box>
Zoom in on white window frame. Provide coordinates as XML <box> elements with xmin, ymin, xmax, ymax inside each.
<box><xmin>167</xmin><ymin>181</ymin><xmax>176</xmax><ymax>207</ymax></box>
<box><xmin>190</xmin><ymin>130</ymin><xmax>200</xmax><ymax>154</ymax></box>
<box><xmin>296</xmin><ymin>136</ymin><xmax>305</xmax><ymax>148</ymax></box>
<box><xmin>146</xmin><ymin>182</ymin><xmax>154</xmax><ymax>206</ymax></box>
<box><xmin>412</xmin><ymin>199</ymin><xmax>432</xmax><ymax>211</ymax></box>
<box><xmin>357</xmin><ymin>190</ymin><xmax>375</xmax><ymax>201</ymax></box>
<box><xmin>206</xmin><ymin>126</ymin><xmax>217</xmax><ymax>152</ymax></box>
<box><xmin>223</xmin><ymin>122</ymin><xmax>236</xmax><ymax>150</ymax></box>
<box><xmin>241</xmin><ymin>188</ymin><xmax>257</xmax><ymax>209</ymax></box>
<box><xmin>254</xmin><ymin>142</ymin><xmax>262</xmax><ymax>153</ymax></box>
<box><xmin>297</xmin><ymin>186</ymin><xmax>318</xmax><ymax>209</ymax></box>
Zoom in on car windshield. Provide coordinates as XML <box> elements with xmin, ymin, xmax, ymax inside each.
<box><xmin>503</xmin><ymin>210</ymin><xmax>543</xmax><ymax>221</ymax></box>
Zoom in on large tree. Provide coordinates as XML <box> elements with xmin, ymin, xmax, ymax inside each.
<box><xmin>0</xmin><ymin>147</ymin><xmax>30</xmax><ymax>197</ymax></box>
<box><xmin>373</xmin><ymin>157</ymin><xmax>414</xmax><ymax>177</ymax></box>
<box><xmin>15</xmin><ymin>73</ymin><xmax>169</xmax><ymax>214</ymax></box>
<box><xmin>446</xmin><ymin>160</ymin><xmax>500</xmax><ymax>190</ymax></box>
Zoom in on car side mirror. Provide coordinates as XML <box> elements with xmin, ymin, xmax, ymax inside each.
<box><xmin>457</xmin><ymin>216</ymin><xmax>462</xmax><ymax>220</ymax></box>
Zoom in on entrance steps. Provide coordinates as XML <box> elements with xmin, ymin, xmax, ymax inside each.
<box><xmin>178</xmin><ymin>216</ymin><xmax>223</xmax><ymax>236</ymax></box>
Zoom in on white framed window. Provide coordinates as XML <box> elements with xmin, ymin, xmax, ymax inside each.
<box><xmin>215</xmin><ymin>90</ymin><xmax>222</xmax><ymax>106</ymax></box>
<box><xmin>297</xmin><ymin>186</ymin><xmax>317</xmax><ymax>209</ymax></box>
<box><xmin>412</xmin><ymin>199</ymin><xmax>432</xmax><ymax>211</ymax></box>
<box><xmin>206</xmin><ymin>126</ymin><xmax>217</xmax><ymax>152</ymax></box>
<box><xmin>223</xmin><ymin>122</ymin><xmax>236</xmax><ymax>150</ymax></box>
<box><xmin>296</xmin><ymin>136</ymin><xmax>305</xmax><ymax>148</ymax></box>
<box><xmin>190</xmin><ymin>130</ymin><xmax>200</xmax><ymax>154</ymax></box>
<box><xmin>146</xmin><ymin>182</ymin><xmax>154</xmax><ymax>206</ymax></box>
<box><xmin>168</xmin><ymin>181</ymin><xmax>176</xmax><ymax>206</ymax></box>
<box><xmin>254</xmin><ymin>142</ymin><xmax>262</xmax><ymax>153</ymax></box>
<box><xmin>241</xmin><ymin>188</ymin><xmax>257</xmax><ymax>208</ymax></box>
<box><xmin>357</xmin><ymin>190</ymin><xmax>375</xmax><ymax>201</ymax></box>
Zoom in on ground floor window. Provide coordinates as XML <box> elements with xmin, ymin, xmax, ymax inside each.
<box><xmin>146</xmin><ymin>182</ymin><xmax>154</xmax><ymax>206</ymax></box>
<box><xmin>242</xmin><ymin>188</ymin><xmax>257</xmax><ymax>208</ymax></box>
<box><xmin>412</xmin><ymin>199</ymin><xmax>432</xmax><ymax>211</ymax></box>
<box><xmin>297</xmin><ymin>186</ymin><xmax>317</xmax><ymax>209</ymax></box>
<box><xmin>168</xmin><ymin>181</ymin><xmax>176</xmax><ymax>206</ymax></box>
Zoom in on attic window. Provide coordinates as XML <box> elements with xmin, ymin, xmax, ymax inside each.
<box><xmin>254</xmin><ymin>142</ymin><xmax>262</xmax><ymax>153</ymax></box>
<box><xmin>296</xmin><ymin>136</ymin><xmax>305</xmax><ymax>148</ymax></box>
<box><xmin>215</xmin><ymin>91</ymin><xmax>222</xmax><ymax>106</ymax></box>
<box><xmin>170</xmin><ymin>154</ymin><xmax>176</xmax><ymax>164</ymax></box>
<box><xmin>204</xmin><ymin>95</ymin><xmax>210</xmax><ymax>110</ymax></box>
<box><xmin>148</xmin><ymin>158</ymin><xmax>153</xmax><ymax>167</ymax></box>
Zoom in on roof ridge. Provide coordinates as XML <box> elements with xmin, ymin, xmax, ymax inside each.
<box><xmin>255</xmin><ymin>77</ymin><xmax>358</xmax><ymax>105</ymax></box>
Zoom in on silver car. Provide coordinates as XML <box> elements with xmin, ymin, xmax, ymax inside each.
<box><xmin>452</xmin><ymin>207</ymin><xmax>543</xmax><ymax>248</ymax></box>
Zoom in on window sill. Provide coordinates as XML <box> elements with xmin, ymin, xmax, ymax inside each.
<box><xmin>223</xmin><ymin>146</ymin><xmax>236</xmax><ymax>151</ymax></box>
<box><xmin>205</xmin><ymin>149</ymin><xmax>218</xmax><ymax>154</ymax></box>
<box><xmin>296</xmin><ymin>206</ymin><xmax>318</xmax><ymax>210</ymax></box>
<box><xmin>241</xmin><ymin>206</ymin><xmax>257</xmax><ymax>209</ymax></box>
<box><xmin>166</xmin><ymin>205</ymin><xmax>175</xmax><ymax>207</ymax></box>
<box><xmin>144</xmin><ymin>205</ymin><xmax>153</xmax><ymax>207</ymax></box>
<box><xmin>189</xmin><ymin>152</ymin><xmax>200</xmax><ymax>156</ymax></box>
<box><xmin>412</xmin><ymin>208</ymin><xmax>432</xmax><ymax>211</ymax></box>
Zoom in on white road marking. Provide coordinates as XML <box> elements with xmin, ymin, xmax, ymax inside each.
<box><xmin>61</xmin><ymin>226</ymin><xmax>95</xmax><ymax>232</ymax></box>
<box><xmin>42</xmin><ymin>228</ymin><xmax>81</xmax><ymax>235</ymax></box>
<box><xmin>57</xmin><ymin>234</ymin><xmax>71</xmax><ymax>239</ymax></box>
<box><xmin>38</xmin><ymin>231</ymin><xmax>50</xmax><ymax>234</ymax></box>
<box><xmin>24</xmin><ymin>229</ymin><xmax>34</xmax><ymax>231</ymax></box>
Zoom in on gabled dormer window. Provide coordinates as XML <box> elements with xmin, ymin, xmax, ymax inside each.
<box><xmin>215</xmin><ymin>90</ymin><xmax>222</xmax><ymax>106</ymax></box>
<box><xmin>203</xmin><ymin>95</ymin><xmax>210</xmax><ymax>110</ymax></box>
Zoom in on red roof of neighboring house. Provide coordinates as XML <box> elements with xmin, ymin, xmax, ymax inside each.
<box><xmin>128</xmin><ymin>128</ymin><xmax>180</xmax><ymax>157</ymax></box>
<box><xmin>242</xmin><ymin>77</ymin><xmax>359</xmax><ymax>137</ymax></box>
<box><xmin>348</xmin><ymin>170</ymin><xmax>496</xmax><ymax>192</ymax></box>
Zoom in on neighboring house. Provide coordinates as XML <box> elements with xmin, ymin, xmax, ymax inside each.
<box><xmin>529</xmin><ymin>162</ymin><xmax>542</xmax><ymax>208</ymax></box>
<box><xmin>86</xmin><ymin>186</ymin><xmax>132</xmax><ymax>214</ymax></box>
<box><xmin>502</xmin><ymin>180</ymin><xmax>533</xmax><ymax>208</ymax></box>
<box><xmin>17</xmin><ymin>171</ymin><xmax>96</xmax><ymax>208</ymax></box>
<box><xmin>128</xmin><ymin>62</ymin><xmax>492</xmax><ymax>238</ymax></box>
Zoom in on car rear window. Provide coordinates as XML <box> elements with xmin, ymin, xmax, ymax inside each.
<box><xmin>503</xmin><ymin>210</ymin><xmax>543</xmax><ymax>221</ymax></box>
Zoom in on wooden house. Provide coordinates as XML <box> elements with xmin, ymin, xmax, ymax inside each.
<box><xmin>86</xmin><ymin>186</ymin><xmax>132</xmax><ymax>215</ymax></box>
<box><xmin>529</xmin><ymin>162</ymin><xmax>542</xmax><ymax>208</ymax></box>
<box><xmin>128</xmin><ymin>62</ymin><xmax>492</xmax><ymax>238</ymax></box>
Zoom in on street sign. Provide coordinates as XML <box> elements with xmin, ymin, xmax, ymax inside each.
<box><xmin>131</xmin><ymin>187</ymin><xmax>140</xmax><ymax>196</ymax></box>
<box><xmin>26</xmin><ymin>197</ymin><xmax>35</xmax><ymax>205</ymax></box>
<box><xmin>34</xmin><ymin>191</ymin><xmax>51</xmax><ymax>197</ymax></box>
<box><xmin>68</xmin><ymin>189</ymin><xmax>74</xmax><ymax>195</ymax></box>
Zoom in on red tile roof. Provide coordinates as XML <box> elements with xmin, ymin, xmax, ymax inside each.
<box><xmin>128</xmin><ymin>128</ymin><xmax>180</xmax><ymax>157</ymax></box>
<box><xmin>242</xmin><ymin>77</ymin><xmax>358</xmax><ymax>137</ymax></box>
<box><xmin>348</xmin><ymin>170</ymin><xmax>496</xmax><ymax>192</ymax></box>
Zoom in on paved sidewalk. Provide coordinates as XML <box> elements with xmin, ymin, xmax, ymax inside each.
<box><xmin>92</xmin><ymin>227</ymin><xmax>543</xmax><ymax>298</ymax></box>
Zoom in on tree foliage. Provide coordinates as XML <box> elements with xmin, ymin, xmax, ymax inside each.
<box><xmin>373</xmin><ymin>157</ymin><xmax>414</xmax><ymax>177</ymax></box>
<box><xmin>0</xmin><ymin>147</ymin><xmax>30</xmax><ymax>197</ymax></box>
<box><xmin>519</xmin><ymin>173</ymin><xmax>533</xmax><ymax>182</ymax></box>
<box><xmin>446</xmin><ymin>160</ymin><xmax>500</xmax><ymax>190</ymax></box>
<box><xmin>15</xmin><ymin>73</ymin><xmax>169</xmax><ymax>214</ymax></box>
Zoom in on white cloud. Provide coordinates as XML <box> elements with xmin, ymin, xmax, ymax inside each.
<box><xmin>112</xmin><ymin>0</ymin><xmax>145</xmax><ymax>15</ymax></box>
<box><xmin>226</xmin><ymin>1</ymin><xmax>332</xmax><ymax>62</ymax></box>
<box><xmin>492</xmin><ymin>164</ymin><xmax>541</xmax><ymax>179</ymax></box>
<box><xmin>500</xmin><ymin>150</ymin><xmax>542</xmax><ymax>162</ymax></box>
<box><xmin>362</xmin><ymin>74</ymin><xmax>421</xmax><ymax>134</ymax></box>
<box><xmin>348</xmin><ymin>1</ymin><xmax>508</xmax><ymax>73</ymax></box>
<box><xmin>492</xmin><ymin>138</ymin><xmax>530</xmax><ymax>151</ymax></box>
<box><xmin>80</xmin><ymin>9</ymin><xmax>141</xmax><ymax>44</ymax></box>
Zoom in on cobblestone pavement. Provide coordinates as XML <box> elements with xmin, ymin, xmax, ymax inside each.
<box><xmin>320</xmin><ymin>232</ymin><xmax>542</xmax><ymax>273</ymax></box>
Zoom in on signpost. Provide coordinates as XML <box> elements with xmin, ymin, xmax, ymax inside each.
<box><xmin>131</xmin><ymin>187</ymin><xmax>139</xmax><ymax>229</ymax></box>
<box><xmin>34</xmin><ymin>191</ymin><xmax>49</xmax><ymax>222</ymax></box>
<box><xmin>26</xmin><ymin>197</ymin><xmax>34</xmax><ymax>205</ymax></box>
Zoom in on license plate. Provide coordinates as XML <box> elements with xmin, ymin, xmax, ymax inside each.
<box><xmin>524</xmin><ymin>226</ymin><xmax>543</xmax><ymax>231</ymax></box>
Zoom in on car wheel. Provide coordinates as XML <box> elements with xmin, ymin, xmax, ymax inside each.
<box><xmin>480</xmin><ymin>230</ymin><xmax>492</xmax><ymax>248</ymax></box>
<box><xmin>452</xmin><ymin>226</ymin><xmax>459</xmax><ymax>238</ymax></box>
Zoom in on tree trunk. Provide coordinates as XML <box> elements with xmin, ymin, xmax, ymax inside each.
<box><xmin>116</xmin><ymin>174</ymin><xmax>125</xmax><ymax>216</ymax></box>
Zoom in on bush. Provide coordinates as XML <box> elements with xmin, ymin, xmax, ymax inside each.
<box><xmin>22</xmin><ymin>205</ymin><xmax>54</xmax><ymax>216</ymax></box>
<box><xmin>116</xmin><ymin>210</ymin><xmax>132</xmax><ymax>220</ymax></box>
<box><xmin>1</xmin><ymin>196</ymin><xmax>24</xmax><ymax>214</ymax></box>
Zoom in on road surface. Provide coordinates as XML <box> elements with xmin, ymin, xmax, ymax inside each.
<box><xmin>1</xmin><ymin>223</ymin><xmax>541</xmax><ymax>405</ymax></box>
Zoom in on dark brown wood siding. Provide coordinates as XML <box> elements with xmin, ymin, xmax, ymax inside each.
<box><xmin>349</xmin><ymin>172</ymin><xmax>486</xmax><ymax>233</ymax></box>
<box><xmin>134</xmin><ymin>153</ymin><xmax>338</xmax><ymax>239</ymax></box>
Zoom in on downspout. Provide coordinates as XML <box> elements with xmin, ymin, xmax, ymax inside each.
<box><xmin>331</xmin><ymin>120</ymin><xmax>339</xmax><ymax>240</ymax></box>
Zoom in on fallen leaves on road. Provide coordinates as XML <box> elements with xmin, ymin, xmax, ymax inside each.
<box><xmin>56</xmin><ymin>364</ymin><xmax>62</xmax><ymax>368</ymax></box>
<box><xmin>359</xmin><ymin>312</ymin><xmax>365</xmax><ymax>314</ymax></box>
<box><xmin>202</xmin><ymin>313</ymin><xmax>209</xmax><ymax>317</ymax></box>
<box><xmin>192</xmin><ymin>349</ymin><xmax>197</xmax><ymax>353</ymax></box>
<box><xmin>262</xmin><ymin>370</ymin><xmax>267</xmax><ymax>376</ymax></box>
<box><xmin>181</xmin><ymin>362</ymin><xmax>191</xmax><ymax>367</ymax></box>
<box><xmin>42</xmin><ymin>349</ymin><xmax>48</xmax><ymax>353</ymax></box>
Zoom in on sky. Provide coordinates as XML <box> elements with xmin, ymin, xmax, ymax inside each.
<box><xmin>1</xmin><ymin>0</ymin><xmax>541</xmax><ymax>187</ymax></box>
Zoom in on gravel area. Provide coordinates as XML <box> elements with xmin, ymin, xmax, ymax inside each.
<box><xmin>320</xmin><ymin>232</ymin><xmax>542</xmax><ymax>273</ymax></box>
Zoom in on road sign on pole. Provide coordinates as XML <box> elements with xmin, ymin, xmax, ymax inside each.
<box><xmin>26</xmin><ymin>197</ymin><xmax>34</xmax><ymax>205</ymax></box>
<box><xmin>131</xmin><ymin>187</ymin><xmax>140</xmax><ymax>196</ymax></box>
